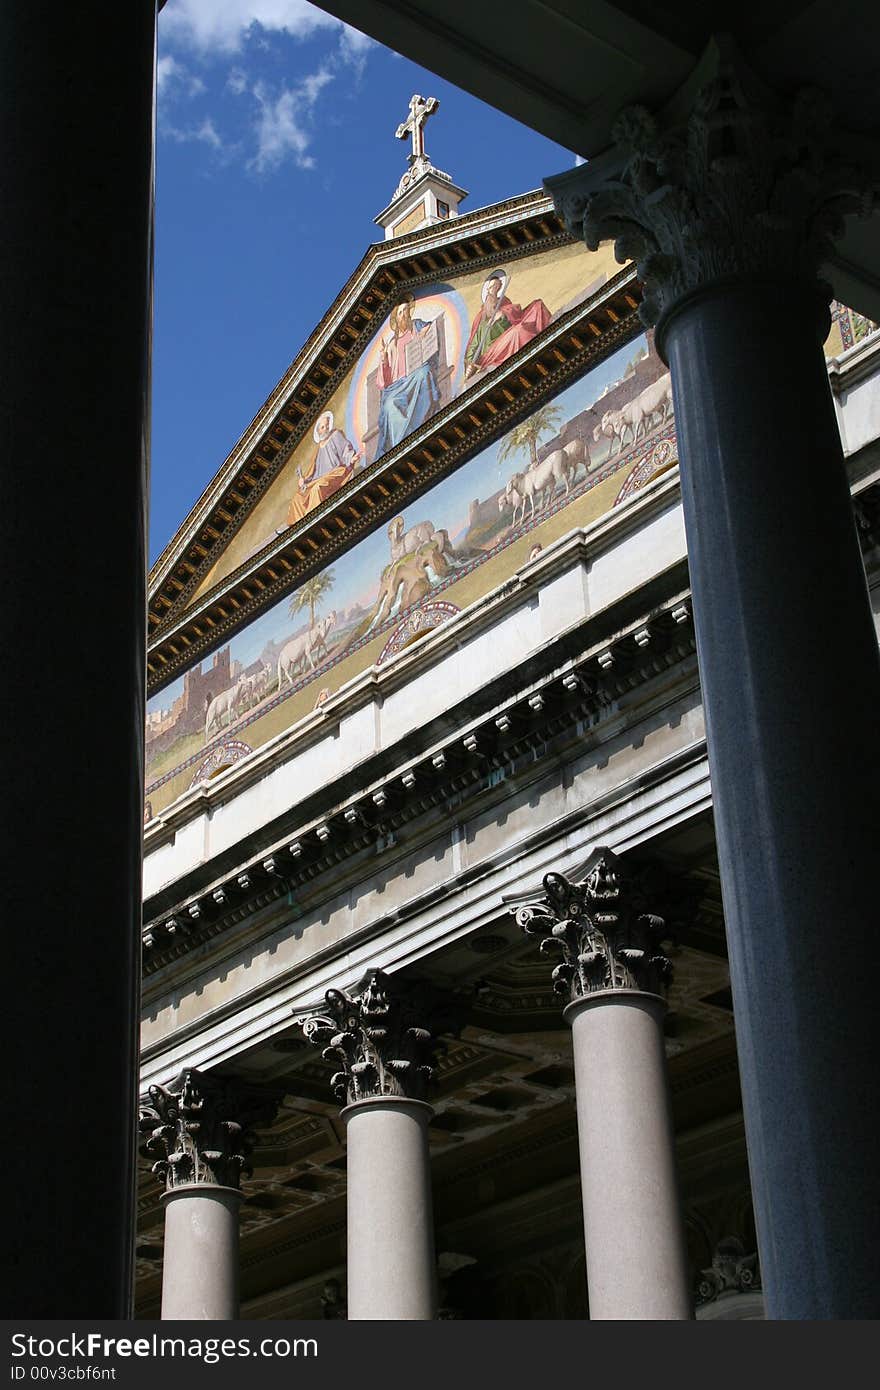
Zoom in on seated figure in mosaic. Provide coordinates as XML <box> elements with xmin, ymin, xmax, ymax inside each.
<box><xmin>463</xmin><ymin>270</ymin><xmax>550</xmax><ymax>382</ymax></box>
<box><xmin>286</xmin><ymin>410</ymin><xmax>361</xmax><ymax>527</ymax></box>
<box><xmin>375</xmin><ymin>293</ymin><xmax>442</xmax><ymax>458</ymax></box>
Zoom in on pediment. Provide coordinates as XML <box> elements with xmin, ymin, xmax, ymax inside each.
<box><xmin>146</xmin><ymin>191</ymin><xmax>627</xmax><ymax>690</ymax></box>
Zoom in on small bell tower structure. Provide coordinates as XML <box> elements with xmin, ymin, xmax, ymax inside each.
<box><xmin>375</xmin><ymin>94</ymin><xmax>468</xmax><ymax>239</ymax></box>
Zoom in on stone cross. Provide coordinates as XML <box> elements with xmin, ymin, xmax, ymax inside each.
<box><xmin>396</xmin><ymin>94</ymin><xmax>439</xmax><ymax>163</ymax></box>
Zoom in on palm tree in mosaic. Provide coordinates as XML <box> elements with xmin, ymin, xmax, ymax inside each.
<box><xmin>498</xmin><ymin>403</ymin><xmax>564</xmax><ymax>470</ymax></box>
<box><xmin>289</xmin><ymin>570</ymin><xmax>335</xmax><ymax>629</ymax></box>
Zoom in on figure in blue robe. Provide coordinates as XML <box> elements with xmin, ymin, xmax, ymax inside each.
<box><xmin>375</xmin><ymin>298</ymin><xmax>441</xmax><ymax>457</ymax></box>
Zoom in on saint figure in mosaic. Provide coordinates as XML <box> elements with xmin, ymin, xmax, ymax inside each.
<box><xmin>463</xmin><ymin>270</ymin><xmax>551</xmax><ymax>381</ymax></box>
<box><xmin>375</xmin><ymin>293</ymin><xmax>442</xmax><ymax>458</ymax></box>
<box><xmin>286</xmin><ymin>410</ymin><xmax>361</xmax><ymax>526</ymax></box>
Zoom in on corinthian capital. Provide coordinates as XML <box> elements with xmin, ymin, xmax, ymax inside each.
<box><xmin>297</xmin><ymin>968</ymin><xmax>441</xmax><ymax>1106</ymax></box>
<box><xmin>546</xmin><ymin>35</ymin><xmax>880</xmax><ymax>341</ymax></box>
<box><xmin>505</xmin><ymin>847</ymin><xmax>672</xmax><ymax>1004</ymax></box>
<box><xmin>138</xmin><ymin>1069</ymin><xmax>279</xmax><ymax>1192</ymax></box>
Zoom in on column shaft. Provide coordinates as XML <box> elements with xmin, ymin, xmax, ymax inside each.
<box><xmin>161</xmin><ymin>1187</ymin><xmax>242</xmax><ymax>1320</ymax></box>
<box><xmin>1</xmin><ymin>1</ymin><xmax>155</xmax><ymax>1317</ymax></box>
<box><xmin>667</xmin><ymin>284</ymin><xmax>880</xmax><ymax>1318</ymax></box>
<box><xmin>568</xmin><ymin>993</ymin><xmax>692</xmax><ymax>1320</ymax></box>
<box><xmin>344</xmin><ymin>1098</ymin><xmax>436</xmax><ymax>1320</ymax></box>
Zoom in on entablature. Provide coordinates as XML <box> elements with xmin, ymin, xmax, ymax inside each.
<box><xmin>142</xmin><ymin>557</ymin><xmax>698</xmax><ymax>977</ymax></box>
<box><xmin>139</xmin><ymin>729</ymin><xmax>714</xmax><ymax>1088</ymax></box>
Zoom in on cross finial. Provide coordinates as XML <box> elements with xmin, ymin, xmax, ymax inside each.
<box><xmin>395</xmin><ymin>94</ymin><xmax>439</xmax><ymax>164</ymax></box>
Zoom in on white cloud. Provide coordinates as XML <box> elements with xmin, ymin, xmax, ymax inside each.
<box><xmin>252</xmin><ymin>86</ymin><xmax>310</xmax><ymax>171</ymax></box>
<box><xmin>193</xmin><ymin>118</ymin><xmax>224</xmax><ymax>149</ymax></box>
<box><xmin>164</xmin><ymin>117</ymin><xmax>225</xmax><ymax>151</ymax></box>
<box><xmin>157</xmin><ymin>54</ymin><xmax>181</xmax><ymax>92</ymax></box>
<box><xmin>160</xmin><ymin>0</ymin><xmax>339</xmax><ymax>56</ymax></box>
<box><xmin>251</xmin><ymin>67</ymin><xmax>331</xmax><ymax>172</ymax></box>
<box><xmin>299</xmin><ymin>66</ymin><xmax>333</xmax><ymax>105</ymax></box>
<box><xmin>158</xmin><ymin>2</ymin><xmax>378</xmax><ymax>175</ymax></box>
<box><xmin>157</xmin><ymin>52</ymin><xmax>207</xmax><ymax>100</ymax></box>
<box><xmin>338</xmin><ymin>24</ymin><xmax>375</xmax><ymax>74</ymax></box>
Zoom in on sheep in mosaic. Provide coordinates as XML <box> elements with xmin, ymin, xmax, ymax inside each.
<box><xmin>636</xmin><ymin>371</ymin><xmax>673</xmax><ymax>430</ymax></box>
<box><xmin>204</xmin><ymin>681</ymin><xmax>247</xmax><ymax>739</ymax></box>
<box><xmin>594</xmin><ymin>374</ymin><xmax>673</xmax><ymax>456</ymax></box>
<box><xmin>500</xmin><ymin>438</ymin><xmax>584</xmax><ymax>526</ymax></box>
<box><xmin>276</xmin><ymin>612</ymin><xmax>337</xmax><ymax>691</ymax></box>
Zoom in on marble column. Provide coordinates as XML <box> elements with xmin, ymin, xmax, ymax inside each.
<box><xmin>139</xmin><ymin>1069</ymin><xmax>278</xmax><ymax>1320</ymax></box>
<box><xmin>299</xmin><ymin>969</ymin><xmax>439</xmax><ymax>1319</ymax></box>
<box><xmin>508</xmin><ymin>848</ymin><xmax>692</xmax><ymax>1320</ymax></box>
<box><xmin>2</xmin><ymin>0</ymin><xmax>156</xmax><ymax>1317</ymax></box>
<box><xmin>546</xmin><ymin>36</ymin><xmax>880</xmax><ymax>1319</ymax></box>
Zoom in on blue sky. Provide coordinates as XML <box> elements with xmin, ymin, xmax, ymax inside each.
<box><xmin>151</xmin><ymin>0</ymin><xmax>577</xmax><ymax>565</ymax></box>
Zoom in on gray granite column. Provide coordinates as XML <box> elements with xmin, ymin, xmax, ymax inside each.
<box><xmin>299</xmin><ymin>970</ymin><xmax>439</xmax><ymax>1320</ymax></box>
<box><xmin>160</xmin><ymin>1186</ymin><xmax>242</xmax><ymax>1321</ymax></box>
<box><xmin>546</xmin><ymin>36</ymin><xmax>880</xmax><ymax>1319</ymax></box>
<box><xmin>139</xmin><ymin>1070</ymin><xmax>277</xmax><ymax>1320</ymax></box>
<box><xmin>343</xmin><ymin>1097</ymin><xmax>435</xmax><ymax>1319</ymax></box>
<box><xmin>508</xmin><ymin>848</ymin><xmax>692</xmax><ymax>1320</ymax></box>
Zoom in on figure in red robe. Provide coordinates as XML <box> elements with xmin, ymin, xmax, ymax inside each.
<box><xmin>464</xmin><ymin>270</ymin><xmax>551</xmax><ymax>381</ymax></box>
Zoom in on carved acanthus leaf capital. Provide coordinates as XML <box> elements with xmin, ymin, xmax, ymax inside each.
<box><xmin>505</xmin><ymin>847</ymin><xmax>672</xmax><ymax>1005</ymax></box>
<box><xmin>547</xmin><ymin>35</ymin><xmax>880</xmax><ymax>342</ymax></box>
<box><xmin>296</xmin><ymin>968</ymin><xmax>443</xmax><ymax>1106</ymax></box>
<box><xmin>138</xmin><ymin>1069</ymin><xmax>280</xmax><ymax>1192</ymax></box>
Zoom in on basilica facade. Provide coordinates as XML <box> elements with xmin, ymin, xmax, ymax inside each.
<box><xmin>136</xmin><ymin>98</ymin><xmax>880</xmax><ymax>1321</ymax></box>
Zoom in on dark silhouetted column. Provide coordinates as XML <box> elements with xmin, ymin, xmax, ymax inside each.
<box><xmin>1</xmin><ymin>1</ymin><xmax>156</xmax><ymax>1316</ymax></box>
<box><xmin>547</xmin><ymin>36</ymin><xmax>880</xmax><ymax>1318</ymax></box>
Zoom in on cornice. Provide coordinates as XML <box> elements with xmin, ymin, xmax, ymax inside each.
<box><xmin>146</xmin><ymin>267</ymin><xmax>642</xmax><ymax>691</ymax></box>
<box><xmin>145</xmin><ymin>204</ymin><xmax>880</xmax><ymax>692</ymax></box>
<box><xmin>827</xmin><ymin>328</ymin><xmax>880</xmax><ymax>395</ymax></box>
<box><xmin>141</xmin><ymin>576</ymin><xmax>698</xmax><ymax>977</ymax></box>
<box><xmin>139</xmin><ymin>740</ymin><xmax>710</xmax><ymax>1078</ymax></box>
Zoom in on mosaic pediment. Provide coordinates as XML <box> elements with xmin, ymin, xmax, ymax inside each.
<box><xmin>181</xmin><ymin>237</ymin><xmax>620</xmax><ymax>610</ymax></box>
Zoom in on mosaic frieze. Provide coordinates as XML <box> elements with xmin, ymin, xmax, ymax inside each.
<box><xmin>145</xmin><ymin>331</ymin><xmax>677</xmax><ymax>820</ymax></box>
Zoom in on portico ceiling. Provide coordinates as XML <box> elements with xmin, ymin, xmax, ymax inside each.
<box><xmin>313</xmin><ymin>1</ymin><xmax>880</xmax><ymax>319</ymax></box>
